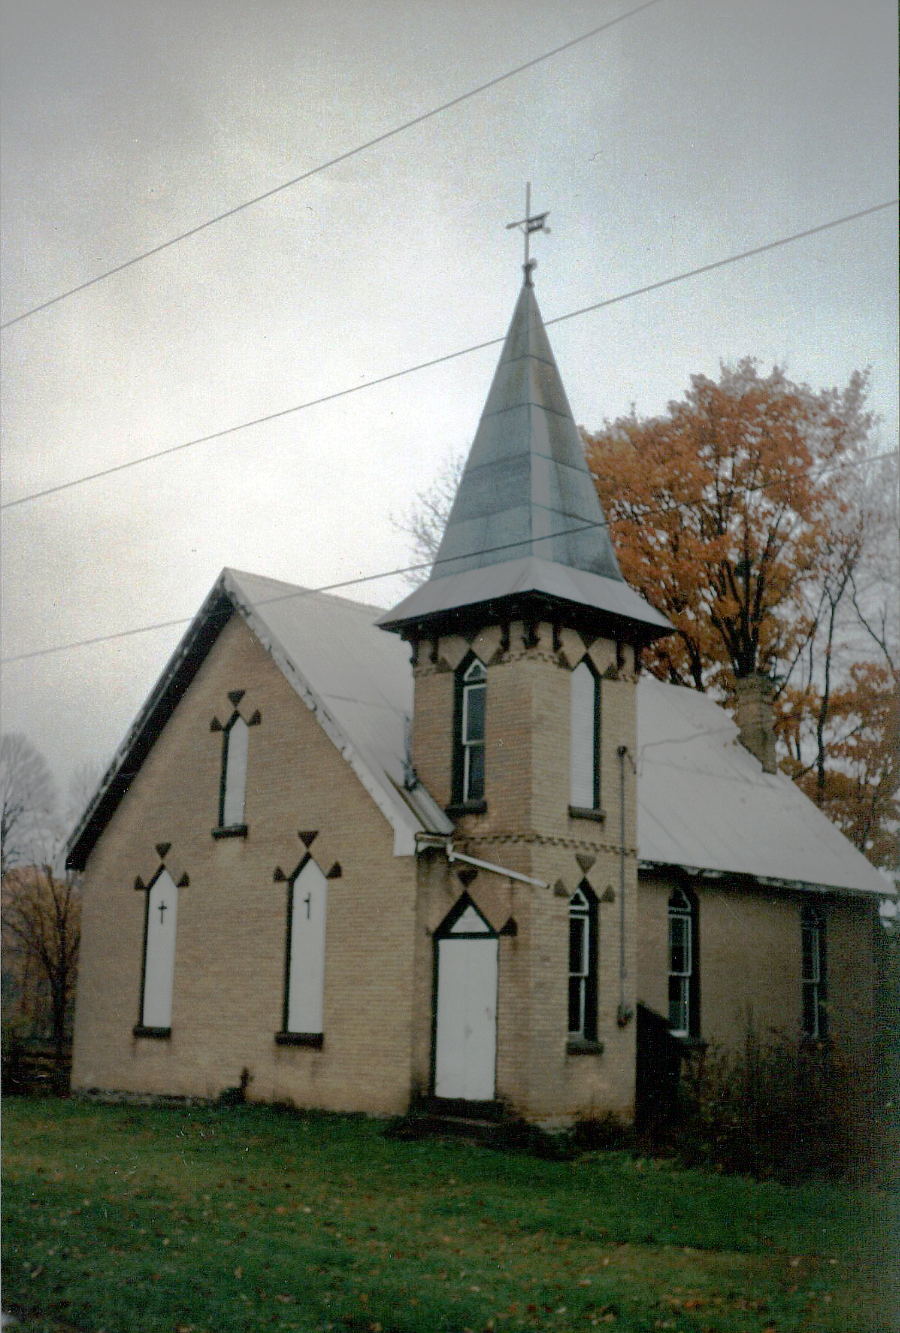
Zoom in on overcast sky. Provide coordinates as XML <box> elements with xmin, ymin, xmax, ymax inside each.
<box><xmin>1</xmin><ymin>0</ymin><xmax>897</xmax><ymax>809</ymax></box>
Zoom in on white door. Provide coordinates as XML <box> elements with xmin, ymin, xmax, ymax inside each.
<box><xmin>434</xmin><ymin>905</ymin><xmax>498</xmax><ymax>1101</ymax></box>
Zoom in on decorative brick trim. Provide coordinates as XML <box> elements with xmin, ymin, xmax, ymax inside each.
<box><xmin>461</xmin><ymin>831</ymin><xmax>638</xmax><ymax>857</ymax></box>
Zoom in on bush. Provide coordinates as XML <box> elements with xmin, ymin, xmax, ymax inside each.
<box><xmin>570</xmin><ymin>1111</ymin><xmax>634</xmax><ymax>1153</ymax></box>
<box><xmin>659</xmin><ymin>1029</ymin><xmax>862</xmax><ymax>1184</ymax></box>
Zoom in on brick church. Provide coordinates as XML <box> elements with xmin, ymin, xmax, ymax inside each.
<box><xmin>66</xmin><ymin>257</ymin><xmax>887</xmax><ymax>1124</ymax></box>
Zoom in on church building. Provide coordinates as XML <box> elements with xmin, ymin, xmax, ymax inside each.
<box><xmin>66</xmin><ymin>250</ymin><xmax>887</xmax><ymax>1125</ymax></box>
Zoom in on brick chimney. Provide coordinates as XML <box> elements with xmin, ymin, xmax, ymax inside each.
<box><xmin>733</xmin><ymin>672</ymin><xmax>777</xmax><ymax>774</ymax></box>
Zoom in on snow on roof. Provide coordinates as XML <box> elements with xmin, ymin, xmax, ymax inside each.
<box><xmin>636</xmin><ymin>676</ymin><xmax>890</xmax><ymax>896</ymax></box>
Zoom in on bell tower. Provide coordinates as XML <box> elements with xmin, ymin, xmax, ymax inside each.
<box><xmin>379</xmin><ymin>208</ymin><xmax>670</xmax><ymax>1122</ymax></box>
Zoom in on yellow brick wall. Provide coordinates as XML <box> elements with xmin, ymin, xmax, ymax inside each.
<box><xmin>408</xmin><ymin>621</ymin><xmax>640</xmax><ymax>1124</ymax></box>
<box><xmin>637</xmin><ymin>873</ymin><xmax>877</xmax><ymax>1065</ymax></box>
<box><xmin>72</xmin><ymin>613</ymin><xmax>418</xmax><ymax>1114</ymax></box>
<box><xmin>73</xmin><ymin>602</ymin><xmax>875</xmax><ymax>1129</ymax></box>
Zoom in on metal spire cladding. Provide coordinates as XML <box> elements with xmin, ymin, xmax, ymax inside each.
<box><xmin>379</xmin><ymin>274</ymin><xmax>670</xmax><ymax>641</ymax></box>
<box><xmin>430</xmin><ymin>279</ymin><xmax>623</xmax><ymax>583</ymax></box>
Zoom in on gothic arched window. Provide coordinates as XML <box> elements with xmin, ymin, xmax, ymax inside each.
<box><xmin>453</xmin><ymin>656</ymin><xmax>487</xmax><ymax>808</ymax></box>
<box><xmin>801</xmin><ymin>902</ymin><xmax>827</xmax><ymax>1039</ymax></box>
<box><xmin>568</xmin><ymin>883</ymin><xmax>598</xmax><ymax>1041</ymax></box>
<box><xmin>668</xmin><ymin>887</ymin><xmax>699</xmax><ymax>1038</ymax></box>
<box><xmin>277</xmin><ymin>857</ymin><xmax>328</xmax><ymax>1045</ymax></box>
<box><xmin>138</xmin><ymin>867</ymin><xmax>179</xmax><ymax>1035</ymax></box>
<box><xmin>570</xmin><ymin>660</ymin><xmax>601</xmax><ymax>813</ymax></box>
<box><xmin>220</xmin><ymin>714</ymin><xmax>249</xmax><ymax>828</ymax></box>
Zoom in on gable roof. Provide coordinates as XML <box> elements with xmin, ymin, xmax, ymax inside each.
<box><xmin>67</xmin><ymin>570</ymin><xmax>889</xmax><ymax>897</ymax></box>
<box><xmin>66</xmin><ymin>568</ymin><xmax>451</xmax><ymax>869</ymax></box>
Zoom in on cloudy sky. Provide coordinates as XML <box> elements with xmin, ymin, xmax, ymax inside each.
<box><xmin>1</xmin><ymin>0</ymin><xmax>897</xmax><ymax>807</ymax></box>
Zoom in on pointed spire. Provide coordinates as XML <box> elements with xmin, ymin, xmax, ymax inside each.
<box><xmin>429</xmin><ymin>279</ymin><xmax>622</xmax><ymax>583</ymax></box>
<box><xmin>379</xmin><ymin>270</ymin><xmax>670</xmax><ymax>644</ymax></box>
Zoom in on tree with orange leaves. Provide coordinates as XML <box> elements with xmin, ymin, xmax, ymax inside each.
<box><xmin>584</xmin><ymin>360</ymin><xmax>898</xmax><ymax>867</ymax></box>
<box><xmin>583</xmin><ymin>359</ymin><xmax>873</xmax><ymax>693</ymax></box>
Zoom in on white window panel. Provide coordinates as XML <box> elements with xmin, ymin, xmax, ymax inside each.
<box><xmin>570</xmin><ymin>662</ymin><xmax>597</xmax><ymax>808</ymax></box>
<box><xmin>142</xmin><ymin>869</ymin><xmax>179</xmax><ymax>1029</ymax></box>
<box><xmin>286</xmin><ymin>858</ymin><xmax>328</xmax><ymax>1035</ymax></box>
<box><xmin>222</xmin><ymin>716</ymin><xmax>249</xmax><ymax>826</ymax></box>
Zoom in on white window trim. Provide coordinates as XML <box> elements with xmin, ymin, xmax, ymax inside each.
<box><xmin>801</xmin><ymin>904</ymin><xmax>825</xmax><ymax>1038</ymax></box>
<box><xmin>668</xmin><ymin>888</ymin><xmax>693</xmax><ymax>1038</ymax></box>
<box><xmin>570</xmin><ymin>661</ymin><xmax>600</xmax><ymax>811</ymax></box>
<box><xmin>140</xmin><ymin>868</ymin><xmax>179</xmax><ymax>1031</ymax></box>
<box><xmin>220</xmin><ymin>714</ymin><xmax>249</xmax><ymax>827</ymax></box>
<box><xmin>568</xmin><ymin>887</ymin><xmax>591</xmax><ymax>1037</ymax></box>
<box><xmin>460</xmin><ymin>659</ymin><xmax>486</xmax><ymax>804</ymax></box>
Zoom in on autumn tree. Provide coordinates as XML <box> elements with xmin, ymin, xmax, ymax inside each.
<box><xmin>583</xmin><ymin>362</ymin><xmax>900</xmax><ymax>865</ymax></box>
<box><xmin>2</xmin><ymin>864</ymin><xmax>81</xmax><ymax>1059</ymax></box>
<box><xmin>583</xmin><ymin>359</ymin><xmax>874</xmax><ymax>694</ymax></box>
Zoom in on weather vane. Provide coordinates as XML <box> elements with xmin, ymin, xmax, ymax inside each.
<box><xmin>505</xmin><ymin>183</ymin><xmax>550</xmax><ymax>284</ymax></box>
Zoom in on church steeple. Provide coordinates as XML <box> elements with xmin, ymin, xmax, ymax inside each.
<box><xmin>379</xmin><ymin>267</ymin><xmax>669</xmax><ymax>644</ymax></box>
<box><xmin>429</xmin><ymin>278</ymin><xmax>623</xmax><ymax>584</ymax></box>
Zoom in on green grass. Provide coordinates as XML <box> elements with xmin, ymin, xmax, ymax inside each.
<box><xmin>2</xmin><ymin>1099</ymin><xmax>897</xmax><ymax>1333</ymax></box>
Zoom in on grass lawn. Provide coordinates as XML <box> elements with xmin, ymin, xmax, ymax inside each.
<box><xmin>2</xmin><ymin>1099</ymin><xmax>897</xmax><ymax>1333</ymax></box>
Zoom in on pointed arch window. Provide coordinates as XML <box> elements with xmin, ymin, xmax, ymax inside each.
<box><xmin>220</xmin><ymin>714</ymin><xmax>249</xmax><ymax>827</ymax></box>
<box><xmin>452</xmin><ymin>657</ymin><xmax>487</xmax><ymax>809</ymax></box>
<box><xmin>211</xmin><ymin>699</ymin><xmax>261</xmax><ymax>837</ymax></box>
<box><xmin>801</xmin><ymin>902</ymin><xmax>827</xmax><ymax>1039</ymax></box>
<box><xmin>136</xmin><ymin>868</ymin><xmax>179</xmax><ymax>1036</ymax></box>
<box><xmin>276</xmin><ymin>857</ymin><xmax>328</xmax><ymax>1046</ymax></box>
<box><xmin>568</xmin><ymin>883</ymin><xmax>598</xmax><ymax>1042</ymax></box>
<box><xmin>668</xmin><ymin>887</ymin><xmax>698</xmax><ymax>1038</ymax></box>
<box><xmin>569</xmin><ymin>660</ymin><xmax>601</xmax><ymax>814</ymax></box>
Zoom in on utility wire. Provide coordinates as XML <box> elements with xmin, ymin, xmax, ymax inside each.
<box><xmin>0</xmin><ymin>0</ymin><xmax>667</xmax><ymax>331</ymax></box>
<box><xmin>2</xmin><ymin>198</ymin><xmax>895</xmax><ymax>514</ymax></box>
<box><xmin>6</xmin><ymin>431</ymin><xmax>897</xmax><ymax>668</ymax></box>
<box><xmin>0</xmin><ymin>518</ymin><xmax>615</xmax><ymax>664</ymax></box>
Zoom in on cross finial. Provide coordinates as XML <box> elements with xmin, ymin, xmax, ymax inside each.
<box><xmin>505</xmin><ymin>183</ymin><xmax>550</xmax><ymax>285</ymax></box>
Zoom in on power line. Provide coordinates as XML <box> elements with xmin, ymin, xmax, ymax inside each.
<box><xmin>7</xmin><ymin>431</ymin><xmax>898</xmax><ymax>667</ymax></box>
<box><xmin>2</xmin><ymin>198</ymin><xmax>895</xmax><ymax>514</ymax></box>
<box><xmin>0</xmin><ymin>519</ymin><xmax>613</xmax><ymax>665</ymax></box>
<box><xmin>0</xmin><ymin>0</ymin><xmax>667</xmax><ymax>331</ymax></box>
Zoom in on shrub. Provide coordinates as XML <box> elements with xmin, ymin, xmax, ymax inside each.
<box><xmin>661</xmin><ymin>1029</ymin><xmax>862</xmax><ymax>1184</ymax></box>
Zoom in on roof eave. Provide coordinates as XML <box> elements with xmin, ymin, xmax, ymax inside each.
<box><xmin>637</xmin><ymin>858</ymin><xmax>893</xmax><ymax>900</ymax></box>
<box><xmin>66</xmin><ymin>577</ymin><xmax>235</xmax><ymax>871</ymax></box>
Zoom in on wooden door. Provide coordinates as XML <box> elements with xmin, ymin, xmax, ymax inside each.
<box><xmin>434</xmin><ymin>903</ymin><xmax>498</xmax><ymax>1101</ymax></box>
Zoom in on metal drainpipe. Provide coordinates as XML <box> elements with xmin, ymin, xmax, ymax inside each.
<box><xmin>616</xmin><ymin>744</ymin><xmax>633</xmax><ymax>1027</ymax></box>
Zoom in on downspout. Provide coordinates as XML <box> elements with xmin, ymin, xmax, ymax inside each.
<box><xmin>415</xmin><ymin>833</ymin><xmax>548</xmax><ymax>888</ymax></box>
<box><xmin>616</xmin><ymin>745</ymin><xmax>634</xmax><ymax>1027</ymax></box>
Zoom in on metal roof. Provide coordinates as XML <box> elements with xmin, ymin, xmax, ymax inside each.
<box><xmin>636</xmin><ymin>676</ymin><xmax>890</xmax><ymax>896</ymax></box>
<box><xmin>432</xmin><ymin>280</ymin><xmax>622</xmax><ymax>580</ymax></box>
<box><xmin>68</xmin><ymin>569</ymin><xmax>890</xmax><ymax>897</ymax></box>
<box><xmin>377</xmin><ymin>555</ymin><xmax>671</xmax><ymax>638</ymax></box>
<box><xmin>380</xmin><ymin>280</ymin><xmax>666</xmax><ymax>639</ymax></box>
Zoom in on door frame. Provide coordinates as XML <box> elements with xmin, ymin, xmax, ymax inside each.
<box><xmin>430</xmin><ymin>892</ymin><xmax>499</xmax><ymax>1102</ymax></box>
